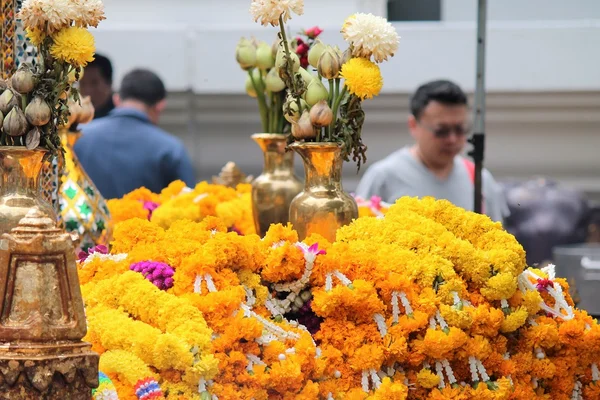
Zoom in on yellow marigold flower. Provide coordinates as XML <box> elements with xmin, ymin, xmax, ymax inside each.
<box><xmin>50</xmin><ymin>26</ymin><xmax>96</xmax><ymax>67</ymax></box>
<box><xmin>500</xmin><ymin>307</ymin><xmax>528</xmax><ymax>333</ymax></box>
<box><xmin>341</xmin><ymin>57</ymin><xmax>383</xmax><ymax>99</ymax></box>
<box><xmin>25</xmin><ymin>27</ymin><xmax>45</xmax><ymax>46</ymax></box>
<box><xmin>416</xmin><ymin>368</ymin><xmax>440</xmax><ymax>389</ymax></box>
<box><xmin>480</xmin><ymin>272</ymin><xmax>518</xmax><ymax>301</ymax></box>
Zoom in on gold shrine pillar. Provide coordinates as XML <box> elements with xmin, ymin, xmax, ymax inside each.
<box><xmin>0</xmin><ymin>208</ymin><xmax>98</xmax><ymax>399</ymax></box>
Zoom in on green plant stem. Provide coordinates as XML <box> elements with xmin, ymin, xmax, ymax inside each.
<box><xmin>278</xmin><ymin>15</ymin><xmax>303</xmax><ymax>113</ymax></box>
<box><xmin>275</xmin><ymin>93</ymin><xmax>285</xmax><ymax>133</ymax></box>
<box><xmin>331</xmin><ymin>85</ymin><xmax>348</xmax><ymax>141</ymax></box>
<box><xmin>248</xmin><ymin>70</ymin><xmax>269</xmax><ymax>132</ymax></box>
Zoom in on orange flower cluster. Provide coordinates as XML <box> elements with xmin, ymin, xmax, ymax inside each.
<box><xmin>106</xmin><ymin>180</ymin><xmax>256</xmax><ymax>235</ymax></box>
<box><xmin>86</xmin><ymin>191</ymin><xmax>600</xmax><ymax>399</ymax></box>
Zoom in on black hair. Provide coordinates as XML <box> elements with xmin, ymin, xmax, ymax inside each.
<box><xmin>410</xmin><ymin>80</ymin><xmax>468</xmax><ymax>119</ymax></box>
<box><xmin>86</xmin><ymin>53</ymin><xmax>113</xmax><ymax>84</ymax></box>
<box><xmin>119</xmin><ymin>69</ymin><xmax>167</xmax><ymax>107</ymax></box>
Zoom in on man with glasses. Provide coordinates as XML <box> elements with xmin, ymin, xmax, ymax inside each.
<box><xmin>355</xmin><ymin>79</ymin><xmax>508</xmax><ymax>222</ymax></box>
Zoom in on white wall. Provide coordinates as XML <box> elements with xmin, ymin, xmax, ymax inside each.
<box><xmin>442</xmin><ymin>0</ymin><xmax>600</xmax><ymax>21</ymax></box>
<box><xmin>90</xmin><ymin>1</ymin><xmax>600</xmax><ymax>94</ymax></box>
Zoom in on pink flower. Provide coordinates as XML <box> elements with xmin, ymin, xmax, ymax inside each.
<box><xmin>304</xmin><ymin>26</ymin><xmax>323</xmax><ymax>39</ymax></box>
<box><xmin>370</xmin><ymin>195</ymin><xmax>382</xmax><ymax>210</ymax></box>
<box><xmin>296</xmin><ymin>42</ymin><xmax>309</xmax><ymax>56</ymax></box>
<box><xmin>536</xmin><ymin>278</ymin><xmax>554</xmax><ymax>293</ymax></box>
<box><xmin>142</xmin><ymin>201</ymin><xmax>160</xmax><ymax>220</ymax></box>
<box><xmin>77</xmin><ymin>244</ymin><xmax>108</xmax><ymax>262</ymax></box>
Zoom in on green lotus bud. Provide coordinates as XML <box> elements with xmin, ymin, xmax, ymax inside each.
<box><xmin>275</xmin><ymin>47</ymin><xmax>300</xmax><ymax>79</ymax></box>
<box><xmin>245</xmin><ymin>69</ymin><xmax>264</xmax><ymax>98</ymax></box>
<box><xmin>265</xmin><ymin>68</ymin><xmax>286</xmax><ymax>92</ymax></box>
<box><xmin>309</xmin><ymin>100</ymin><xmax>333</xmax><ymax>128</ymax></box>
<box><xmin>11</xmin><ymin>63</ymin><xmax>35</xmax><ymax>94</ymax></box>
<box><xmin>235</xmin><ymin>38</ymin><xmax>257</xmax><ymax>70</ymax></box>
<box><xmin>283</xmin><ymin>96</ymin><xmax>308</xmax><ymax>123</ymax></box>
<box><xmin>3</xmin><ymin>106</ymin><xmax>29</xmax><ymax>137</ymax></box>
<box><xmin>0</xmin><ymin>89</ymin><xmax>19</xmax><ymax>115</ymax></box>
<box><xmin>256</xmin><ymin>42</ymin><xmax>274</xmax><ymax>70</ymax></box>
<box><xmin>308</xmin><ymin>40</ymin><xmax>326</xmax><ymax>69</ymax></box>
<box><xmin>317</xmin><ymin>47</ymin><xmax>341</xmax><ymax>80</ymax></box>
<box><xmin>305</xmin><ymin>80</ymin><xmax>329</xmax><ymax>107</ymax></box>
<box><xmin>25</xmin><ymin>96</ymin><xmax>51</xmax><ymax>126</ymax></box>
<box><xmin>298</xmin><ymin>67</ymin><xmax>315</xmax><ymax>86</ymax></box>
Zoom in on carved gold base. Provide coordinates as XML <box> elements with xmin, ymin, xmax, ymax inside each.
<box><xmin>0</xmin><ymin>341</ymin><xmax>98</xmax><ymax>400</ymax></box>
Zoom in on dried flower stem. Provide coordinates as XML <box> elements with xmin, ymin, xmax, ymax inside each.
<box><xmin>278</xmin><ymin>15</ymin><xmax>303</xmax><ymax>113</ymax></box>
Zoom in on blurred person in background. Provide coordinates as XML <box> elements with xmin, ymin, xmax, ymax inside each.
<box><xmin>79</xmin><ymin>53</ymin><xmax>115</xmax><ymax>119</ymax></box>
<box><xmin>356</xmin><ymin>79</ymin><xmax>508</xmax><ymax>223</ymax></box>
<box><xmin>75</xmin><ymin>68</ymin><xmax>196</xmax><ymax>199</ymax></box>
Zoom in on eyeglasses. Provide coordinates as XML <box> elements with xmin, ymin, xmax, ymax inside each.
<box><xmin>417</xmin><ymin>121</ymin><xmax>471</xmax><ymax>139</ymax></box>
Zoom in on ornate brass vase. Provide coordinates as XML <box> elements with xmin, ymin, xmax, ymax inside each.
<box><xmin>251</xmin><ymin>133</ymin><xmax>303</xmax><ymax>236</ymax></box>
<box><xmin>57</xmin><ymin>128</ymin><xmax>112</xmax><ymax>252</ymax></box>
<box><xmin>289</xmin><ymin>142</ymin><xmax>358</xmax><ymax>242</ymax></box>
<box><xmin>0</xmin><ymin>147</ymin><xmax>57</xmax><ymax>237</ymax></box>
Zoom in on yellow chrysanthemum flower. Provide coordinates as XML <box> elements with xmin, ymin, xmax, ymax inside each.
<box><xmin>340</xmin><ymin>57</ymin><xmax>383</xmax><ymax>100</ymax></box>
<box><xmin>25</xmin><ymin>27</ymin><xmax>45</xmax><ymax>46</ymax></box>
<box><xmin>50</xmin><ymin>26</ymin><xmax>96</xmax><ymax>67</ymax></box>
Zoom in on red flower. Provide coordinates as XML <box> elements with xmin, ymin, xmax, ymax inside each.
<box><xmin>536</xmin><ymin>278</ymin><xmax>554</xmax><ymax>293</ymax></box>
<box><xmin>299</xmin><ymin>55</ymin><xmax>309</xmax><ymax>68</ymax></box>
<box><xmin>296</xmin><ymin>42</ymin><xmax>309</xmax><ymax>56</ymax></box>
<box><xmin>305</xmin><ymin>26</ymin><xmax>323</xmax><ymax>39</ymax></box>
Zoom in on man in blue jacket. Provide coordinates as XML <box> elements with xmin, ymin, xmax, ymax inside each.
<box><xmin>75</xmin><ymin>68</ymin><xmax>196</xmax><ymax>199</ymax></box>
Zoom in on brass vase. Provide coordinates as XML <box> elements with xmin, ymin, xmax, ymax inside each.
<box><xmin>289</xmin><ymin>142</ymin><xmax>358</xmax><ymax>242</ymax></box>
<box><xmin>57</xmin><ymin>128</ymin><xmax>112</xmax><ymax>252</ymax></box>
<box><xmin>251</xmin><ymin>133</ymin><xmax>303</xmax><ymax>236</ymax></box>
<box><xmin>0</xmin><ymin>146</ymin><xmax>57</xmax><ymax>237</ymax></box>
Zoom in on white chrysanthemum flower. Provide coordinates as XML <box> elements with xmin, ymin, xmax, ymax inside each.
<box><xmin>18</xmin><ymin>0</ymin><xmax>76</xmax><ymax>33</ymax></box>
<box><xmin>341</xmin><ymin>13</ymin><xmax>400</xmax><ymax>63</ymax></box>
<box><xmin>73</xmin><ymin>0</ymin><xmax>106</xmax><ymax>28</ymax></box>
<box><xmin>250</xmin><ymin>0</ymin><xmax>304</xmax><ymax>27</ymax></box>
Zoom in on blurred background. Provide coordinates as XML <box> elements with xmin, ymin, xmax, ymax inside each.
<box><xmin>90</xmin><ymin>0</ymin><xmax>600</xmax><ymax>197</ymax></box>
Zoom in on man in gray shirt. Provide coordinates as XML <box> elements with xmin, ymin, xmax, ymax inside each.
<box><xmin>356</xmin><ymin>80</ymin><xmax>508</xmax><ymax>223</ymax></box>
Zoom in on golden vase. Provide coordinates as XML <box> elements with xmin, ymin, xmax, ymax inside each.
<box><xmin>289</xmin><ymin>142</ymin><xmax>358</xmax><ymax>242</ymax></box>
<box><xmin>251</xmin><ymin>133</ymin><xmax>303</xmax><ymax>236</ymax></box>
<box><xmin>0</xmin><ymin>147</ymin><xmax>57</xmax><ymax>237</ymax></box>
<box><xmin>57</xmin><ymin>128</ymin><xmax>112</xmax><ymax>252</ymax></box>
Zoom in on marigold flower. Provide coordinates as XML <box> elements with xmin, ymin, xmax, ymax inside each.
<box><xmin>50</xmin><ymin>26</ymin><xmax>96</xmax><ymax>67</ymax></box>
<box><xmin>340</xmin><ymin>57</ymin><xmax>383</xmax><ymax>99</ymax></box>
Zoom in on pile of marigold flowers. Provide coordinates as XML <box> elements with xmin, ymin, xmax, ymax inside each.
<box><xmin>82</xmin><ymin>194</ymin><xmax>600</xmax><ymax>399</ymax></box>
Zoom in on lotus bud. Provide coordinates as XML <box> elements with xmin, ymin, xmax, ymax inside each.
<box><xmin>3</xmin><ymin>106</ymin><xmax>29</xmax><ymax>137</ymax></box>
<box><xmin>283</xmin><ymin>96</ymin><xmax>308</xmax><ymax>123</ymax></box>
<box><xmin>271</xmin><ymin>38</ymin><xmax>281</xmax><ymax>58</ymax></box>
<box><xmin>0</xmin><ymin>110</ymin><xmax>3</xmax><ymax>128</ymax></box>
<box><xmin>309</xmin><ymin>100</ymin><xmax>333</xmax><ymax>128</ymax></box>
<box><xmin>340</xmin><ymin>48</ymin><xmax>352</xmax><ymax>66</ymax></box>
<box><xmin>0</xmin><ymin>89</ymin><xmax>19</xmax><ymax>115</ymax></box>
<box><xmin>245</xmin><ymin>69</ymin><xmax>264</xmax><ymax>98</ymax></box>
<box><xmin>235</xmin><ymin>38</ymin><xmax>257</xmax><ymax>70</ymax></box>
<box><xmin>308</xmin><ymin>39</ymin><xmax>326</xmax><ymax>69</ymax></box>
<box><xmin>305</xmin><ymin>80</ymin><xmax>329</xmax><ymax>107</ymax></box>
<box><xmin>265</xmin><ymin>68</ymin><xmax>286</xmax><ymax>92</ymax></box>
<box><xmin>11</xmin><ymin>63</ymin><xmax>35</xmax><ymax>94</ymax></box>
<box><xmin>25</xmin><ymin>96</ymin><xmax>51</xmax><ymax>126</ymax></box>
<box><xmin>78</xmin><ymin>96</ymin><xmax>95</xmax><ymax>124</ymax></box>
<box><xmin>275</xmin><ymin>42</ymin><xmax>300</xmax><ymax>73</ymax></box>
<box><xmin>298</xmin><ymin>67</ymin><xmax>315</xmax><ymax>86</ymax></box>
<box><xmin>255</xmin><ymin>42</ymin><xmax>274</xmax><ymax>70</ymax></box>
<box><xmin>66</xmin><ymin>99</ymin><xmax>81</xmax><ymax>128</ymax></box>
<box><xmin>317</xmin><ymin>47</ymin><xmax>341</xmax><ymax>80</ymax></box>
<box><xmin>292</xmin><ymin>111</ymin><xmax>317</xmax><ymax>140</ymax></box>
